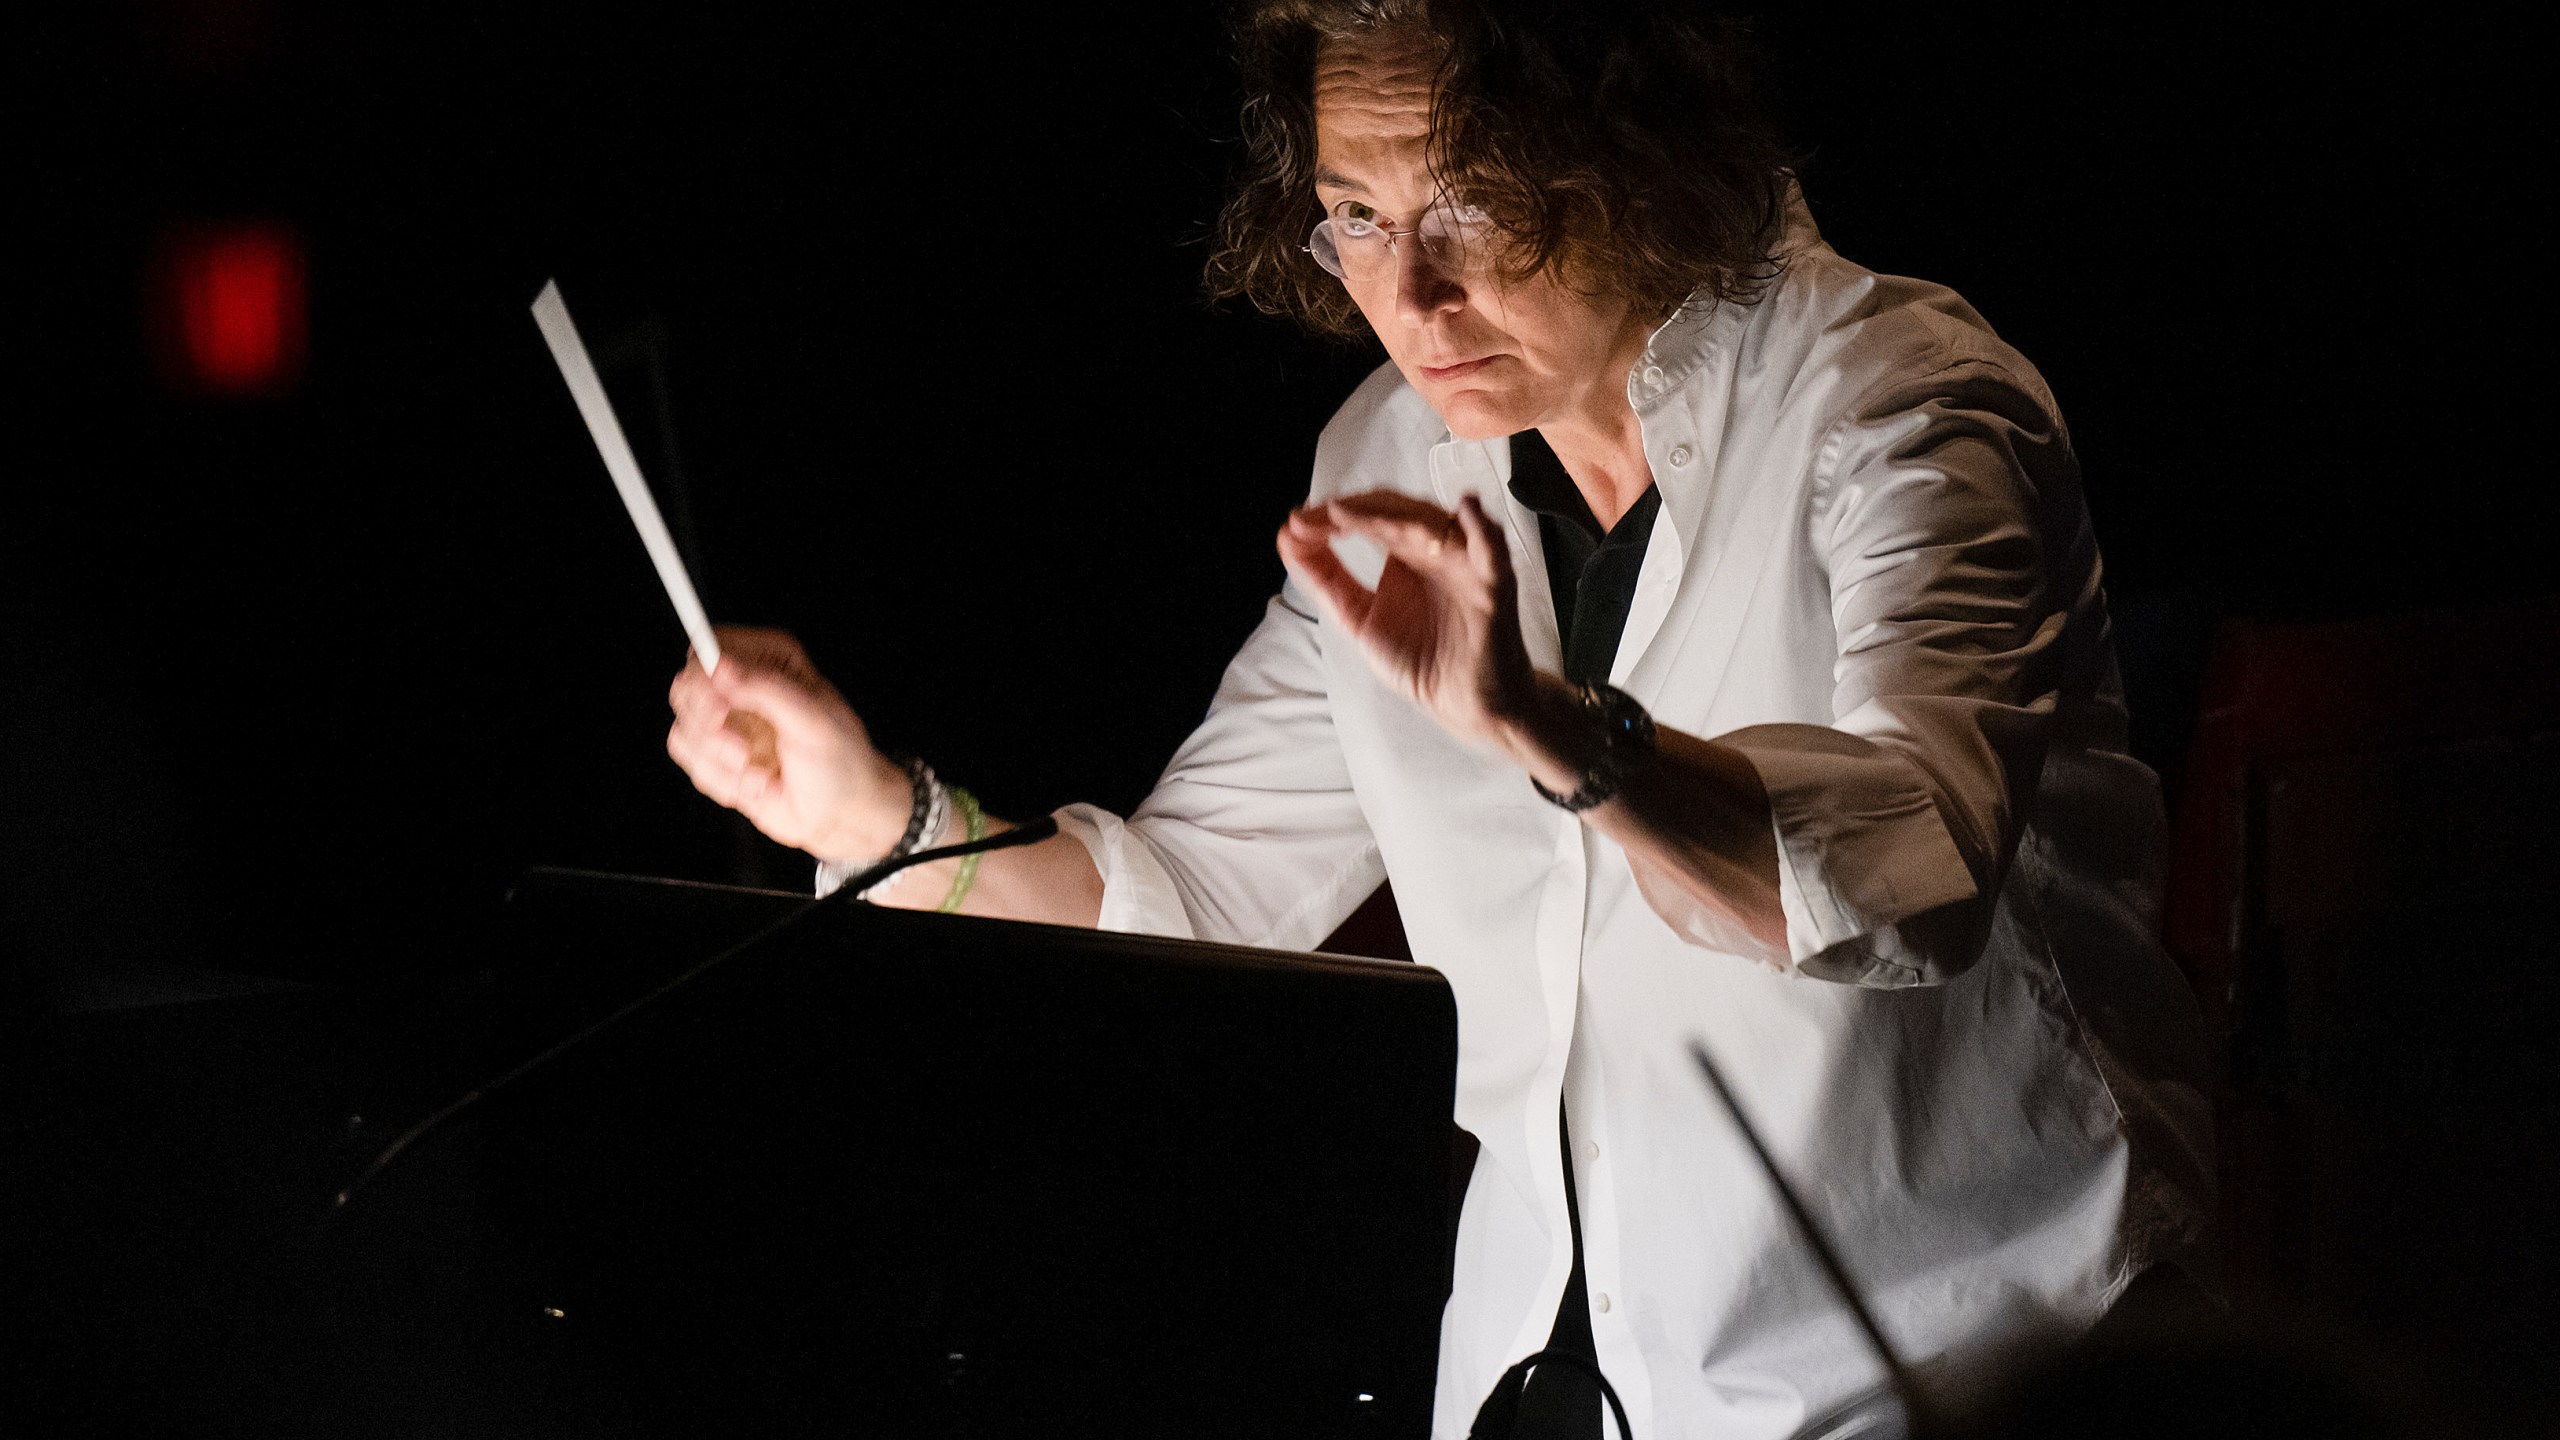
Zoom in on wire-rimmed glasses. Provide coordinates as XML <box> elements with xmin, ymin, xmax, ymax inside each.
<box><xmin>1307</xmin><ymin>200</ymin><xmax>1493</xmax><ymax>281</ymax></box>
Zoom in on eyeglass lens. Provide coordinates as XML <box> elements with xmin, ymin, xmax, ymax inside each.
<box><xmin>1308</xmin><ymin>207</ymin><xmax>1484</xmax><ymax>281</ymax></box>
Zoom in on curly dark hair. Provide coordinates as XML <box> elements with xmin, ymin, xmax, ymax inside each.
<box><xmin>1205</xmin><ymin>0</ymin><xmax>1798</xmax><ymax>340</ymax></box>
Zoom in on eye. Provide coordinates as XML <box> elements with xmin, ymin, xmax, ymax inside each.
<box><xmin>1332</xmin><ymin>201</ymin><xmax>1383</xmax><ymax>235</ymax></box>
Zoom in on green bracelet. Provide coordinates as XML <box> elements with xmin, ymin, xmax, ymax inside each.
<box><xmin>936</xmin><ymin>786</ymin><xmax>987</xmax><ymax>914</ymax></box>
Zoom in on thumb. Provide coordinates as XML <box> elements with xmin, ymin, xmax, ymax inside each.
<box><xmin>711</xmin><ymin>662</ymin><xmax>840</xmax><ymax>749</ymax></box>
<box><xmin>1277</xmin><ymin>511</ymin><xmax>1372</xmax><ymax>633</ymax></box>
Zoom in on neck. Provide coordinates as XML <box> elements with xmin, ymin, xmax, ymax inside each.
<box><xmin>1531</xmin><ymin>316</ymin><xmax>1659</xmax><ymax>530</ymax></box>
<box><xmin>1536</xmin><ymin>398</ymin><xmax>1652</xmax><ymax>532</ymax></box>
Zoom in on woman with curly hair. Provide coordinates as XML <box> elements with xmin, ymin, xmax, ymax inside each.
<box><xmin>666</xmin><ymin>2</ymin><xmax>2213</xmax><ymax>1434</ymax></box>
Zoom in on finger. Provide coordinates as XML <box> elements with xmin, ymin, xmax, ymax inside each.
<box><xmin>712</xmin><ymin>625</ymin><xmax>816</xmax><ymax>680</ymax></box>
<box><xmin>671</xmin><ymin>653</ymin><xmax>716</xmax><ymax>707</ymax></box>
<box><xmin>1282</xmin><ymin>499</ymin><xmax>1344</xmax><ymax>542</ymax></box>
<box><xmin>1456</xmin><ymin>494</ymin><xmax>1509</xmax><ymax>587</ymax></box>
<box><xmin>708</xmin><ymin>661</ymin><xmax>843</xmax><ymax>749</ymax></box>
<box><xmin>1324</xmin><ymin>489</ymin><xmax>1460</xmax><ymax>526</ymax></box>
<box><xmin>729</xmin><ymin>759</ymin><xmax>780</xmax><ymax>815</ymax></box>
<box><xmin>669</xmin><ymin>718</ymin><xmax>751</xmax><ymax>777</ymax></box>
<box><xmin>711</xmin><ymin>623</ymin><xmax>798</xmax><ymax>653</ymax></box>
<box><xmin>668</xmin><ymin>725</ymin><xmax>753</xmax><ymax>806</ymax></box>
<box><xmin>1276</xmin><ymin>513</ymin><xmax>1374</xmax><ymax>632</ymax></box>
<box><xmin>670</xmin><ymin>668</ymin><xmax>728</xmax><ymax>730</ymax></box>
<box><xmin>1321</xmin><ymin>495</ymin><xmax>1468</xmax><ymax>572</ymax></box>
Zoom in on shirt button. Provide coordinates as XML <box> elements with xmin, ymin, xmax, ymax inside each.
<box><xmin>1641</xmin><ymin>365</ymin><xmax>1665</xmax><ymax>388</ymax></box>
<box><xmin>1596</xmin><ymin>1292</ymin><xmax>1613</xmax><ymax>1314</ymax></box>
<box><xmin>1581</xmin><ymin>1139</ymin><xmax>1600</xmax><ymax>1162</ymax></box>
<box><xmin>1667</xmin><ymin>444</ymin><xmax>1693</xmax><ymax>468</ymax></box>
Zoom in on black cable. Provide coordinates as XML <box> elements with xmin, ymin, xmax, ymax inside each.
<box><xmin>328</xmin><ymin>816</ymin><xmax>1059</xmax><ymax>1212</ymax></box>
<box><xmin>837</xmin><ymin>811</ymin><xmax>1057</xmax><ymax>898</ymax></box>
<box><xmin>1470</xmin><ymin>1347</ymin><xmax>1634</xmax><ymax>1440</ymax></box>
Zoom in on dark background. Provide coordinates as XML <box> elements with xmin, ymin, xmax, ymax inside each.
<box><xmin>6</xmin><ymin>2</ymin><xmax>2553</xmax><ymax>1432</ymax></box>
<box><xmin>12</xmin><ymin>4</ymin><xmax>2544</xmax><ymax>1000</ymax></box>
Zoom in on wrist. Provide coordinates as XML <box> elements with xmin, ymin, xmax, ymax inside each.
<box><xmin>1494</xmin><ymin>671</ymin><xmax>1605</xmax><ymax>796</ymax></box>
<box><xmin>1507</xmin><ymin>677</ymin><xmax>1657</xmax><ymax>813</ymax></box>
<box><xmin>813</xmin><ymin>752</ymin><xmax>922</xmax><ymax>864</ymax></box>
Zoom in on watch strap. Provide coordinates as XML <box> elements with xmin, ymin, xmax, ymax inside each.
<box><xmin>1529</xmin><ymin>681</ymin><xmax>1656</xmax><ymax>813</ymax></box>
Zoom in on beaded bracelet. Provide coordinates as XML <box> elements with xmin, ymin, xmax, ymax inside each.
<box><xmin>819</xmin><ymin>758</ymin><xmax>944</xmax><ymax>902</ymax></box>
<box><xmin>862</xmin><ymin>777</ymin><xmax>949</xmax><ymax>901</ymax></box>
<box><xmin>936</xmin><ymin>787</ymin><xmax>988</xmax><ymax>913</ymax></box>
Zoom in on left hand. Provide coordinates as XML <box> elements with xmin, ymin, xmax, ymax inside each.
<box><xmin>1277</xmin><ymin>490</ymin><xmax>1540</xmax><ymax>750</ymax></box>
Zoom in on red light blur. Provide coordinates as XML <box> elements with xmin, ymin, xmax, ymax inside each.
<box><xmin>153</xmin><ymin>223</ymin><xmax>307</xmax><ymax>397</ymax></box>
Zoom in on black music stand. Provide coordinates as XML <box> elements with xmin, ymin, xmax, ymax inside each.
<box><xmin>293</xmin><ymin>869</ymin><xmax>1459</xmax><ymax>1439</ymax></box>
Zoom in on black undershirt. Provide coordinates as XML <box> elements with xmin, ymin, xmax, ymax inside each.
<box><xmin>1509</xmin><ymin>429</ymin><xmax>1663</xmax><ymax>689</ymax></box>
<box><xmin>1502</xmin><ymin>430</ymin><xmax>1660</xmax><ymax>1440</ymax></box>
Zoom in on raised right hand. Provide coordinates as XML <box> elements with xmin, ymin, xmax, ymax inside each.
<box><xmin>665</xmin><ymin>625</ymin><xmax>911</xmax><ymax>863</ymax></box>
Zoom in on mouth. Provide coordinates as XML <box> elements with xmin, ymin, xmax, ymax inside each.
<box><xmin>1419</xmin><ymin>356</ymin><xmax>1494</xmax><ymax>382</ymax></box>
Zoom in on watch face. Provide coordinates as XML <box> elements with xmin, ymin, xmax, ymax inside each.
<box><xmin>1532</xmin><ymin>683</ymin><xmax>1654</xmax><ymax>813</ymax></box>
<box><xmin>1584</xmin><ymin>682</ymin><xmax>1657</xmax><ymax>748</ymax></box>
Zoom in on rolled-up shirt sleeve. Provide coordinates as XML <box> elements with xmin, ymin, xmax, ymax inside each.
<box><xmin>1054</xmin><ymin>579</ymin><xmax>1382</xmax><ymax>951</ymax></box>
<box><xmin>1717</xmin><ymin>356</ymin><xmax>2100</xmax><ymax>987</ymax></box>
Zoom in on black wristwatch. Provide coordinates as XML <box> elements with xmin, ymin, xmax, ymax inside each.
<box><xmin>1529</xmin><ymin>680</ymin><xmax>1657</xmax><ymax>813</ymax></box>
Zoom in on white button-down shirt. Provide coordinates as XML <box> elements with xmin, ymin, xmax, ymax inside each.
<box><xmin>1055</xmin><ymin>194</ymin><xmax>2212</xmax><ymax>1439</ymax></box>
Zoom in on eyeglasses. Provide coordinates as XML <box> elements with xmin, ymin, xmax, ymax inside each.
<box><xmin>1306</xmin><ymin>199</ymin><xmax>1494</xmax><ymax>281</ymax></box>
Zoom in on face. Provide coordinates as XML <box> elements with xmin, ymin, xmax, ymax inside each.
<box><xmin>1311</xmin><ymin>28</ymin><xmax>1651</xmax><ymax>440</ymax></box>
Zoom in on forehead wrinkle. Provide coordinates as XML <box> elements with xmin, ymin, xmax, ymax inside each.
<box><xmin>1313</xmin><ymin>29</ymin><xmax>1439</xmax><ymax>153</ymax></box>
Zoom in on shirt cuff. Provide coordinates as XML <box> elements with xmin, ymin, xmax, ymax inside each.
<box><xmin>1716</xmin><ymin>722</ymin><xmax>1982</xmax><ymax>987</ymax></box>
<box><xmin>1051</xmin><ymin>803</ymin><xmax>1198</xmax><ymax>940</ymax></box>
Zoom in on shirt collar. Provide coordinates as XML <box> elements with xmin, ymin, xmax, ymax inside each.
<box><xmin>1624</xmin><ymin>178</ymin><xmax>1822</xmax><ymax>416</ymax></box>
<box><xmin>1433</xmin><ymin>179</ymin><xmax>1824</xmax><ymax>549</ymax></box>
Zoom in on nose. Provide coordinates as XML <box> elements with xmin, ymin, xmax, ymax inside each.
<box><xmin>1389</xmin><ymin>233</ymin><xmax>1466</xmax><ymax>327</ymax></box>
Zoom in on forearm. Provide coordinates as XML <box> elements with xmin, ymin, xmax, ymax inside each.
<box><xmin>1495</xmin><ymin>671</ymin><xmax>1787</xmax><ymax>958</ymax></box>
<box><xmin>856</xmin><ymin>817</ymin><xmax>1106</xmax><ymax>928</ymax></box>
